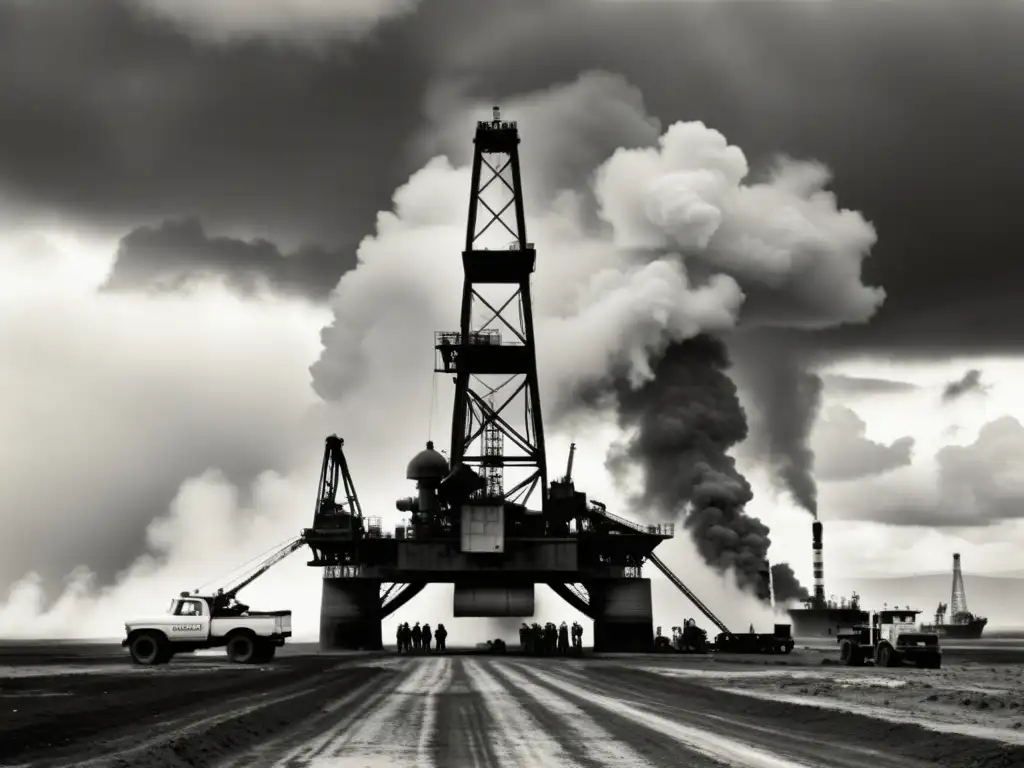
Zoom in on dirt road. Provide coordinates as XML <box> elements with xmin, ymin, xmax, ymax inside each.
<box><xmin>3</xmin><ymin>648</ymin><xmax>1023</xmax><ymax>768</ymax></box>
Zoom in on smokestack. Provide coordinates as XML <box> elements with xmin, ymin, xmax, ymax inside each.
<box><xmin>812</xmin><ymin>520</ymin><xmax>825</xmax><ymax>607</ymax></box>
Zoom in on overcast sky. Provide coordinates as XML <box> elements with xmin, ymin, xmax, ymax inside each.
<box><xmin>2</xmin><ymin>0</ymin><xmax>1023</xmax><ymax>638</ymax></box>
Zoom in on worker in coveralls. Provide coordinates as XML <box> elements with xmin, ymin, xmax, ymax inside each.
<box><xmin>422</xmin><ymin>623</ymin><xmax>433</xmax><ymax>651</ymax></box>
<box><xmin>519</xmin><ymin>622</ymin><xmax>529</xmax><ymax>652</ymax></box>
<box><xmin>435</xmin><ymin>623</ymin><xmax>447</xmax><ymax>652</ymax></box>
<box><xmin>412</xmin><ymin>622</ymin><xmax>422</xmax><ymax>651</ymax></box>
<box><xmin>396</xmin><ymin>623</ymin><xmax>404</xmax><ymax>653</ymax></box>
<box><xmin>571</xmin><ymin>621</ymin><xmax>583</xmax><ymax>652</ymax></box>
<box><xmin>544</xmin><ymin>622</ymin><xmax>557</xmax><ymax>654</ymax></box>
<box><xmin>558</xmin><ymin>621</ymin><xmax>570</xmax><ymax>655</ymax></box>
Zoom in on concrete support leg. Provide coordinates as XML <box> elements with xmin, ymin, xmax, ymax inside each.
<box><xmin>320</xmin><ymin>578</ymin><xmax>382</xmax><ymax>651</ymax></box>
<box><xmin>588</xmin><ymin>578</ymin><xmax>654</xmax><ymax>653</ymax></box>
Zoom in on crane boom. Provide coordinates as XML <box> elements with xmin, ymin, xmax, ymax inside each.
<box><xmin>648</xmin><ymin>552</ymin><xmax>733</xmax><ymax>638</ymax></box>
<box><xmin>221</xmin><ymin>537</ymin><xmax>306</xmax><ymax>600</ymax></box>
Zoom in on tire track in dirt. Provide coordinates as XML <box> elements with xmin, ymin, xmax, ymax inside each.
<box><xmin>430</xmin><ymin>657</ymin><xmax>501</xmax><ymax>768</ymax></box>
<box><xmin>214</xmin><ymin>662</ymin><xmax>405</xmax><ymax>768</ymax></box>
<box><xmin>578</xmin><ymin>665</ymin><xmax>1024</xmax><ymax>768</ymax></box>
<box><xmin>461</xmin><ymin>658</ymin><xmax>582</xmax><ymax>767</ymax></box>
<box><xmin>247</xmin><ymin>657</ymin><xmax>454</xmax><ymax>767</ymax></box>
<box><xmin>46</xmin><ymin>664</ymin><xmax>390</xmax><ymax>768</ymax></box>
<box><xmin>490</xmin><ymin>661</ymin><xmax>659</xmax><ymax>768</ymax></box>
<box><xmin>519</xmin><ymin>664</ymin><xmax>816</xmax><ymax>768</ymax></box>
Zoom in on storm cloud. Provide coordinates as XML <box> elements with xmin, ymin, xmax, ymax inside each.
<box><xmin>1</xmin><ymin>1</ymin><xmax>1021</xmax><ymax>360</ymax></box>
<box><xmin>824</xmin><ymin>416</ymin><xmax>1024</xmax><ymax>527</ymax></box>
<box><xmin>812</xmin><ymin>406</ymin><xmax>915</xmax><ymax>482</ymax></box>
<box><xmin>104</xmin><ymin>218</ymin><xmax>353</xmax><ymax>300</ymax></box>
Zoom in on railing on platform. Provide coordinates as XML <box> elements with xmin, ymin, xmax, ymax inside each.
<box><xmin>323</xmin><ymin>565</ymin><xmax>361</xmax><ymax>579</ymax></box>
<box><xmin>588</xmin><ymin>504</ymin><xmax>674</xmax><ymax>537</ymax></box>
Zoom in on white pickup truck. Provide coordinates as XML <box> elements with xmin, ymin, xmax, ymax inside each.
<box><xmin>123</xmin><ymin>591</ymin><xmax>292</xmax><ymax>665</ymax></box>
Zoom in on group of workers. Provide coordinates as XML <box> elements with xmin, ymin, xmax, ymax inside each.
<box><xmin>519</xmin><ymin>621</ymin><xmax>584</xmax><ymax>655</ymax></box>
<box><xmin>394</xmin><ymin>619</ymin><xmax>587</xmax><ymax>655</ymax></box>
<box><xmin>396</xmin><ymin>621</ymin><xmax>448</xmax><ymax>653</ymax></box>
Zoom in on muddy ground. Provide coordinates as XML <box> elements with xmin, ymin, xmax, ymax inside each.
<box><xmin>3</xmin><ymin>643</ymin><xmax>1024</xmax><ymax>767</ymax></box>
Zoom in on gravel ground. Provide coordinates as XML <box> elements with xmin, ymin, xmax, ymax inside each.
<box><xmin>2</xmin><ymin>643</ymin><xmax>1023</xmax><ymax>767</ymax></box>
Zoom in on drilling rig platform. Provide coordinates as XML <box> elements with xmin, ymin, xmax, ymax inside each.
<box><xmin>303</xmin><ymin>108</ymin><xmax>679</xmax><ymax>653</ymax></box>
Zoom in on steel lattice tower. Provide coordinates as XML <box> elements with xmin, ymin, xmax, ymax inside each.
<box><xmin>950</xmin><ymin>552</ymin><xmax>968</xmax><ymax>618</ymax></box>
<box><xmin>434</xmin><ymin>106</ymin><xmax>548</xmax><ymax>510</ymax></box>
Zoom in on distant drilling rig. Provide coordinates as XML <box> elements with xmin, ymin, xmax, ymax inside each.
<box><xmin>299</xmin><ymin>108</ymin><xmax>784</xmax><ymax>653</ymax></box>
<box><xmin>922</xmin><ymin>553</ymin><xmax>988</xmax><ymax>639</ymax></box>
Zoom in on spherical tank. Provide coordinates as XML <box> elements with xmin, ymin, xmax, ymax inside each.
<box><xmin>407</xmin><ymin>441</ymin><xmax>449</xmax><ymax>481</ymax></box>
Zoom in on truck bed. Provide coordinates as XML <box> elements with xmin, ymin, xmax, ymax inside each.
<box><xmin>210</xmin><ymin>612</ymin><xmax>292</xmax><ymax>639</ymax></box>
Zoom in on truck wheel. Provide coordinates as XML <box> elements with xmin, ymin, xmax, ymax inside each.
<box><xmin>129</xmin><ymin>632</ymin><xmax>164</xmax><ymax>666</ymax></box>
<box><xmin>250</xmin><ymin>641</ymin><xmax>277</xmax><ymax>664</ymax></box>
<box><xmin>840</xmin><ymin>639</ymin><xmax>855</xmax><ymax>665</ymax></box>
<box><xmin>877</xmin><ymin>644</ymin><xmax>897</xmax><ymax>667</ymax></box>
<box><xmin>227</xmin><ymin>634</ymin><xmax>257</xmax><ymax>664</ymax></box>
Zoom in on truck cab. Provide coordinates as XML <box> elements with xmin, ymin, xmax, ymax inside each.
<box><xmin>838</xmin><ymin>608</ymin><xmax>941</xmax><ymax>668</ymax></box>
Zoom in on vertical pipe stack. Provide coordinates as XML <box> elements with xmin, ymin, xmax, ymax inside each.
<box><xmin>812</xmin><ymin>520</ymin><xmax>825</xmax><ymax>607</ymax></box>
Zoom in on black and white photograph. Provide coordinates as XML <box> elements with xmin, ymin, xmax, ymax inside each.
<box><xmin>2</xmin><ymin>1</ymin><xmax>1024</xmax><ymax>765</ymax></box>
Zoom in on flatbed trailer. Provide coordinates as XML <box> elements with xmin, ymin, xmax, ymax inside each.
<box><xmin>648</xmin><ymin>554</ymin><xmax>795</xmax><ymax>654</ymax></box>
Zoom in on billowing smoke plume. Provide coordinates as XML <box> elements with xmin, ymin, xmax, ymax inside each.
<box><xmin>731</xmin><ymin>336</ymin><xmax>824</xmax><ymax>517</ymax></box>
<box><xmin>2</xmin><ymin>72</ymin><xmax>882</xmax><ymax>637</ymax></box>
<box><xmin>606</xmin><ymin>335</ymin><xmax>771</xmax><ymax>593</ymax></box>
<box><xmin>770</xmin><ymin>562</ymin><xmax>810</xmax><ymax>603</ymax></box>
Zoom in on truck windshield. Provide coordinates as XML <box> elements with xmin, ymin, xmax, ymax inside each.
<box><xmin>167</xmin><ymin>600</ymin><xmax>177</xmax><ymax>614</ymax></box>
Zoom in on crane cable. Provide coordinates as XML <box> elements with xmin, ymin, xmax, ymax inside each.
<box><xmin>193</xmin><ymin>535</ymin><xmax>300</xmax><ymax>593</ymax></box>
<box><xmin>428</xmin><ymin>370</ymin><xmax>438</xmax><ymax>443</ymax></box>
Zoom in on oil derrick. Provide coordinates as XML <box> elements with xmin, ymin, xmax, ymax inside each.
<box><xmin>950</xmin><ymin>553</ymin><xmax>968</xmax><ymax>620</ymax></box>
<box><xmin>308</xmin><ymin>107</ymin><xmax>678</xmax><ymax>654</ymax></box>
<box><xmin>435</xmin><ymin>106</ymin><xmax>547</xmax><ymax>514</ymax></box>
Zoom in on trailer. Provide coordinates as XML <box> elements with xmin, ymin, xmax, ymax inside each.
<box><xmin>648</xmin><ymin>554</ymin><xmax>795</xmax><ymax>654</ymax></box>
<box><xmin>713</xmin><ymin>624</ymin><xmax>794</xmax><ymax>654</ymax></box>
<box><xmin>837</xmin><ymin>608</ymin><xmax>941</xmax><ymax>668</ymax></box>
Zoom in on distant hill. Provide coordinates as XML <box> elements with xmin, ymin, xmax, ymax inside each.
<box><xmin>820</xmin><ymin>573</ymin><xmax>1024</xmax><ymax>629</ymax></box>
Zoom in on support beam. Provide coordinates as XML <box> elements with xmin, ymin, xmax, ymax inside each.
<box><xmin>320</xmin><ymin>578</ymin><xmax>382</xmax><ymax>651</ymax></box>
<box><xmin>587</xmin><ymin>578</ymin><xmax>654</xmax><ymax>652</ymax></box>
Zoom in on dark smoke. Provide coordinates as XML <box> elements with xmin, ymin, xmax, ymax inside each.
<box><xmin>770</xmin><ymin>563</ymin><xmax>810</xmax><ymax>603</ymax></box>
<box><xmin>732</xmin><ymin>336</ymin><xmax>823</xmax><ymax>518</ymax></box>
<box><xmin>607</xmin><ymin>335</ymin><xmax>789</xmax><ymax>594</ymax></box>
<box><xmin>942</xmin><ymin>369</ymin><xmax>986</xmax><ymax>402</ymax></box>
